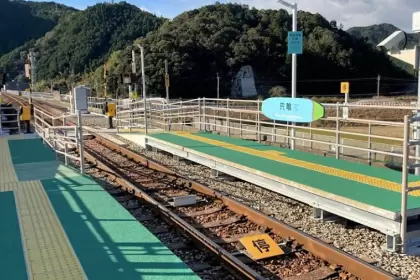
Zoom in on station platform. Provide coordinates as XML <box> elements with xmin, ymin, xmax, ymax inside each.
<box><xmin>123</xmin><ymin>131</ymin><xmax>420</xmax><ymax>252</ymax></box>
<box><xmin>0</xmin><ymin>135</ymin><xmax>200</xmax><ymax>280</ymax></box>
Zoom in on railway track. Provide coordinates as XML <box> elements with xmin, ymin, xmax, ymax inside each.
<box><xmin>2</xmin><ymin>92</ymin><xmax>401</xmax><ymax>280</ymax></box>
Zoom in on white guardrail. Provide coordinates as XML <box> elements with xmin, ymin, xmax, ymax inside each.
<box><xmin>6</xmin><ymin>90</ymin><xmax>420</xmax><ymax>165</ymax></box>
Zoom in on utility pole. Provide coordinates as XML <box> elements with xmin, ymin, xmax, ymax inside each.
<box><xmin>165</xmin><ymin>59</ymin><xmax>170</xmax><ymax>101</ymax></box>
<box><xmin>137</xmin><ymin>44</ymin><xmax>148</xmax><ymax>134</ymax></box>
<box><xmin>29</xmin><ymin>52</ymin><xmax>36</xmax><ymax>88</ymax></box>
<box><xmin>103</xmin><ymin>63</ymin><xmax>108</xmax><ymax>97</ymax></box>
<box><xmin>129</xmin><ymin>50</ymin><xmax>136</xmax><ymax>99</ymax></box>
<box><xmin>28</xmin><ymin>51</ymin><xmax>36</xmax><ymax>104</ymax></box>
<box><xmin>377</xmin><ymin>74</ymin><xmax>381</xmax><ymax>97</ymax></box>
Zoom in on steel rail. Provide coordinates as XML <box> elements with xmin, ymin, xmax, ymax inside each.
<box><xmin>92</xmin><ymin>134</ymin><xmax>400</xmax><ymax>280</ymax></box>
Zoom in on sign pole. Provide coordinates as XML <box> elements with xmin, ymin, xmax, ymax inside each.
<box><xmin>138</xmin><ymin>44</ymin><xmax>148</xmax><ymax>135</ymax></box>
<box><xmin>340</xmin><ymin>82</ymin><xmax>350</xmax><ymax>120</ymax></box>
<box><xmin>280</xmin><ymin>0</ymin><xmax>301</xmax><ymax>150</ymax></box>
<box><xmin>290</xmin><ymin>3</ymin><xmax>297</xmax><ymax>151</ymax></box>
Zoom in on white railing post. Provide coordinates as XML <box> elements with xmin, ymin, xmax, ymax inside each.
<box><xmin>227</xmin><ymin>98</ymin><xmax>230</xmax><ymax>137</ymax></box>
<box><xmin>310</xmin><ymin>121</ymin><xmax>313</xmax><ymax>150</ymax></box>
<box><xmin>401</xmin><ymin>115</ymin><xmax>410</xmax><ymax>254</ymax></box>
<box><xmin>77</xmin><ymin>110</ymin><xmax>85</xmax><ymax>175</ymax></box>
<box><xmin>257</xmin><ymin>99</ymin><xmax>261</xmax><ymax>143</ymax></box>
<box><xmin>203</xmin><ymin>97</ymin><xmax>206</xmax><ymax>131</ymax></box>
<box><xmin>368</xmin><ymin>122</ymin><xmax>372</xmax><ymax>164</ymax></box>
<box><xmin>64</xmin><ymin>129</ymin><xmax>69</xmax><ymax>166</ymax></box>
<box><xmin>336</xmin><ymin>102</ymin><xmax>340</xmax><ymax>159</ymax></box>
<box><xmin>181</xmin><ymin>100</ymin><xmax>184</xmax><ymax>131</ymax></box>
<box><xmin>198</xmin><ymin>98</ymin><xmax>202</xmax><ymax>131</ymax></box>
<box><xmin>42</xmin><ymin>111</ymin><xmax>46</xmax><ymax>144</ymax></box>
<box><xmin>239</xmin><ymin>111</ymin><xmax>243</xmax><ymax>139</ymax></box>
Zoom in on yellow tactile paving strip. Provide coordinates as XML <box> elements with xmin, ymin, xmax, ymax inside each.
<box><xmin>0</xmin><ymin>138</ymin><xmax>18</xmax><ymax>183</ymax></box>
<box><xmin>8</xmin><ymin>181</ymin><xmax>87</xmax><ymax>280</ymax></box>
<box><xmin>174</xmin><ymin>132</ymin><xmax>420</xmax><ymax>196</ymax></box>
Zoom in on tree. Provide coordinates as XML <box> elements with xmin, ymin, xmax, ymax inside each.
<box><xmin>269</xmin><ymin>86</ymin><xmax>288</xmax><ymax>97</ymax></box>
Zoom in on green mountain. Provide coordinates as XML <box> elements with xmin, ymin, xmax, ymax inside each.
<box><xmin>0</xmin><ymin>0</ymin><xmax>76</xmax><ymax>56</ymax></box>
<box><xmin>86</xmin><ymin>3</ymin><xmax>413</xmax><ymax>99</ymax></box>
<box><xmin>0</xmin><ymin>2</ymin><xmax>164</xmax><ymax>82</ymax></box>
<box><xmin>348</xmin><ymin>23</ymin><xmax>418</xmax><ymax>74</ymax></box>
<box><xmin>348</xmin><ymin>23</ymin><xmax>418</xmax><ymax>49</ymax></box>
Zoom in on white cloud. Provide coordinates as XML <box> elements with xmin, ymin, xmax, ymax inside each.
<box><xmin>138</xmin><ymin>6</ymin><xmax>150</xmax><ymax>13</ymax></box>
<box><xmin>228</xmin><ymin>0</ymin><xmax>420</xmax><ymax>31</ymax></box>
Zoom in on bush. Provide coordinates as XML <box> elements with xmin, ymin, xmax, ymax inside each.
<box><xmin>269</xmin><ymin>86</ymin><xmax>288</xmax><ymax>97</ymax></box>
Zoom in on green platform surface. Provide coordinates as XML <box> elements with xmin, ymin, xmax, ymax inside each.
<box><xmin>0</xmin><ymin>192</ymin><xmax>28</xmax><ymax>280</ymax></box>
<box><xmin>2</xmin><ymin>138</ymin><xmax>200</xmax><ymax>280</ymax></box>
<box><xmin>151</xmin><ymin>132</ymin><xmax>420</xmax><ymax>213</ymax></box>
<box><xmin>8</xmin><ymin>138</ymin><xmax>56</xmax><ymax>165</ymax></box>
<box><xmin>41</xmin><ymin>173</ymin><xmax>200</xmax><ymax>280</ymax></box>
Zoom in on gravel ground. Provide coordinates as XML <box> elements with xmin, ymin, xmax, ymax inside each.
<box><xmin>106</xmin><ymin>133</ymin><xmax>420</xmax><ymax>280</ymax></box>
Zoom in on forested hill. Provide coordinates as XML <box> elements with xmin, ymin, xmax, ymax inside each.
<box><xmin>0</xmin><ymin>2</ymin><xmax>164</xmax><ymax>81</ymax></box>
<box><xmin>87</xmin><ymin>3</ymin><xmax>413</xmax><ymax>99</ymax></box>
<box><xmin>0</xmin><ymin>0</ymin><xmax>75</xmax><ymax>56</ymax></box>
<box><xmin>348</xmin><ymin>23</ymin><xmax>418</xmax><ymax>49</ymax></box>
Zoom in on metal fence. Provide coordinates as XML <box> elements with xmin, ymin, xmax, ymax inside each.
<box><xmin>33</xmin><ymin>107</ymin><xmax>85</xmax><ymax>173</ymax></box>
<box><xmin>116</xmin><ymin>97</ymin><xmax>420</xmax><ymax>166</ymax></box>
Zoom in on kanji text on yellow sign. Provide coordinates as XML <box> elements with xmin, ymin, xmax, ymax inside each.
<box><xmin>340</xmin><ymin>82</ymin><xmax>350</xmax><ymax>94</ymax></box>
<box><xmin>239</xmin><ymin>233</ymin><xmax>284</xmax><ymax>260</ymax></box>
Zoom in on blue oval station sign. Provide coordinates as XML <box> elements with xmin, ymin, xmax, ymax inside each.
<box><xmin>262</xmin><ymin>97</ymin><xmax>325</xmax><ymax>123</ymax></box>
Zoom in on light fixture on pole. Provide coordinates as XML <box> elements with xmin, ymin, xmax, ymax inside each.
<box><xmin>137</xmin><ymin>43</ymin><xmax>148</xmax><ymax>134</ymax></box>
<box><xmin>278</xmin><ymin>0</ymin><xmax>299</xmax><ymax>150</ymax></box>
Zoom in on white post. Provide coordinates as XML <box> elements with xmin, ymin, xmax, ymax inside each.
<box><xmin>401</xmin><ymin>115</ymin><xmax>410</xmax><ymax>254</ymax></box>
<box><xmin>217</xmin><ymin>73</ymin><xmax>220</xmax><ymax>99</ymax></box>
<box><xmin>64</xmin><ymin>129</ymin><xmax>69</xmax><ymax>166</ymax></box>
<box><xmin>257</xmin><ymin>99</ymin><xmax>261</xmax><ymax>143</ymax></box>
<box><xmin>336</xmin><ymin>103</ymin><xmax>340</xmax><ymax>159</ymax></box>
<box><xmin>138</xmin><ymin>44</ymin><xmax>148</xmax><ymax>134</ymax></box>
<box><xmin>227</xmin><ymin>98</ymin><xmax>230</xmax><ymax>136</ymax></box>
<box><xmin>203</xmin><ymin>97</ymin><xmax>206</xmax><ymax>131</ymax></box>
<box><xmin>368</xmin><ymin>122</ymin><xmax>372</xmax><ymax>164</ymax></box>
<box><xmin>290</xmin><ymin>2</ymin><xmax>297</xmax><ymax>150</ymax></box>
<box><xmin>77</xmin><ymin>110</ymin><xmax>85</xmax><ymax>175</ymax></box>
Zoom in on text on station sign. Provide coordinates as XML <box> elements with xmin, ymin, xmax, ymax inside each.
<box><xmin>262</xmin><ymin>97</ymin><xmax>325</xmax><ymax>123</ymax></box>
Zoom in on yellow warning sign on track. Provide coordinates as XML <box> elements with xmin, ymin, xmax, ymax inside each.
<box><xmin>340</xmin><ymin>82</ymin><xmax>350</xmax><ymax>94</ymax></box>
<box><xmin>239</xmin><ymin>233</ymin><xmax>284</xmax><ymax>260</ymax></box>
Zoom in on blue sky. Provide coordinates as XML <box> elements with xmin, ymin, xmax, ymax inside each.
<box><xmin>42</xmin><ymin>0</ymin><xmax>228</xmax><ymax>18</ymax></box>
<box><xmin>33</xmin><ymin>0</ymin><xmax>420</xmax><ymax>31</ymax></box>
